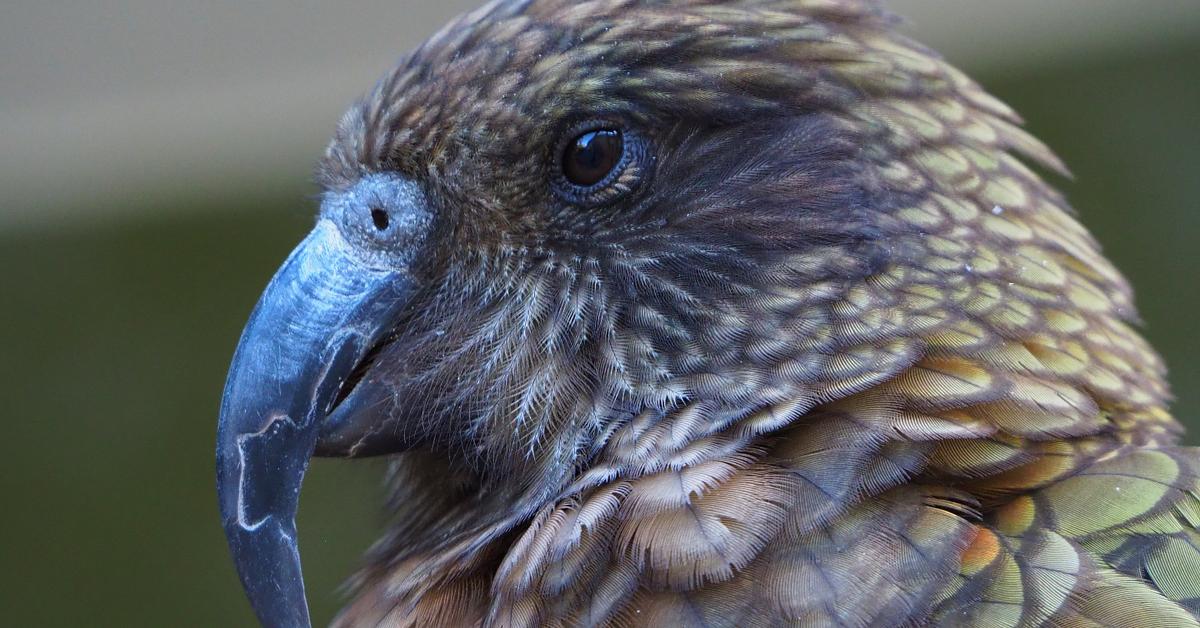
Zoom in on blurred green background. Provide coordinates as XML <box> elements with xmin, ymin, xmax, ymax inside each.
<box><xmin>1</xmin><ymin>2</ymin><xmax>1197</xmax><ymax>626</ymax></box>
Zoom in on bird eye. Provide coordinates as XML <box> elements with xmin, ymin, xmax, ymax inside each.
<box><xmin>562</xmin><ymin>129</ymin><xmax>624</xmax><ymax>187</ymax></box>
<box><xmin>551</xmin><ymin>122</ymin><xmax>650</xmax><ymax>207</ymax></box>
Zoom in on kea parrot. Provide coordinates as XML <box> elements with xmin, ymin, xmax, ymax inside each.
<box><xmin>215</xmin><ymin>1</ymin><xmax>1200</xmax><ymax>626</ymax></box>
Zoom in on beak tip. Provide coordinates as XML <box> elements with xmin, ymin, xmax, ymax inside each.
<box><xmin>216</xmin><ymin>408</ymin><xmax>318</xmax><ymax>627</ymax></box>
<box><xmin>223</xmin><ymin>520</ymin><xmax>313</xmax><ymax>628</ymax></box>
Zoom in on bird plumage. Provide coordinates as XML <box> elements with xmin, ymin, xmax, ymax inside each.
<box><xmin>243</xmin><ymin>1</ymin><xmax>1200</xmax><ymax>625</ymax></box>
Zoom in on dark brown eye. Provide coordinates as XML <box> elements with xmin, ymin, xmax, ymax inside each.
<box><xmin>562</xmin><ymin>129</ymin><xmax>624</xmax><ymax>187</ymax></box>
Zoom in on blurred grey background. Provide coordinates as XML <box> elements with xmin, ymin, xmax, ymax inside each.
<box><xmin>2</xmin><ymin>1</ymin><xmax>1197</xmax><ymax>626</ymax></box>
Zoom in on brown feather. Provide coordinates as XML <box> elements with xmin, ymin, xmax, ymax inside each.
<box><xmin>314</xmin><ymin>1</ymin><xmax>1197</xmax><ymax>625</ymax></box>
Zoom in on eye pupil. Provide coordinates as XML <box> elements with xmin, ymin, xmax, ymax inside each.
<box><xmin>563</xmin><ymin>128</ymin><xmax>623</xmax><ymax>186</ymax></box>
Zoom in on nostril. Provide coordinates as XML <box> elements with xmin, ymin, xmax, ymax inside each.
<box><xmin>370</xmin><ymin>207</ymin><xmax>390</xmax><ymax>231</ymax></box>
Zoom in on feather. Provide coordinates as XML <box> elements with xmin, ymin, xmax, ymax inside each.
<box><xmin>287</xmin><ymin>1</ymin><xmax>1200</xmax><ymax>626</ymax></box>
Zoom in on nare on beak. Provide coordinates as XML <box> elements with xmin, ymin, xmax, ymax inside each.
<box><xmin>215</xmin><ymin>174</ymin><xmax>431</xmax><ymax>628</ymax></box>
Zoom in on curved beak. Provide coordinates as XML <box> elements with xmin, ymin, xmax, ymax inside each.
<box><xmin>216</xmin><ymin>216</ymin><xmax>415</xmax><ymax>627</ymax></box>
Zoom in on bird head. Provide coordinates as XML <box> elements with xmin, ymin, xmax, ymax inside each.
<box><xmin>215</xmin><ymin>1</ymin><xmax>1168</xmax><ymax>626</ymax></box>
